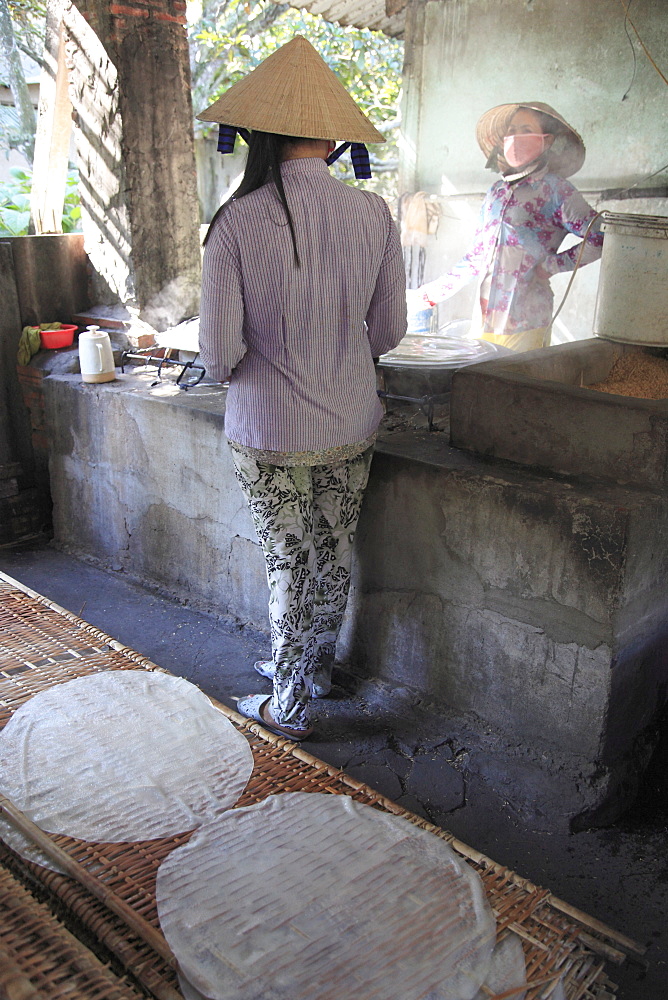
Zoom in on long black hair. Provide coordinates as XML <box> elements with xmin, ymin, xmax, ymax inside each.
<box><xmin>203</xmin><ymin>131</ymin><xmax>301</xmax><ymax>265</ymax></box>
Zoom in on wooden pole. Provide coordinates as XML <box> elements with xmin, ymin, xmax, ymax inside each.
<box><xmin>0</xmin><ymin>792</ymin><xmax>177</xmax><ymax>969</ymax></box>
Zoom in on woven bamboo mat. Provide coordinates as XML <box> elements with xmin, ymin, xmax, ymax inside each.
<box><xmin>0</xmin><ymin>571</ymin><xmax>643</xmax><ymax>1000</ymax></box>
<box><xmin>0</xmin><ymin>863</ymin><xmax>145</xmax><ymax>1000</ymax></box>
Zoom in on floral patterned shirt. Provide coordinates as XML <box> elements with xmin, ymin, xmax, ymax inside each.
<box><xmin>418</xmin><ymin>167</ymin><xmax>604</xmax><ymax>335</ymax></box>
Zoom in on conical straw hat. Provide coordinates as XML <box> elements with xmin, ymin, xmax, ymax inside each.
<box><xmin>197</xmin><ymin>35</ymin><xmax>385</xmax><ymax>144</ymax></box>
<box><xmin>475</xmin><ymin>102</ymin><xmax>585</xmax><ymax>177</ymax></box>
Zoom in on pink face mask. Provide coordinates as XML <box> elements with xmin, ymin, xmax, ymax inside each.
<box><xmin>503</xmin><ymin>133</ymin><xmax>547</xmax><ymax>168</ymax></box>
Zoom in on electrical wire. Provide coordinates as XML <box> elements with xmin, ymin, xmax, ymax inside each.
<box><xmin>548</xmin><ymin>211</ymin><xmax>604</xmax><ymax>329</ymax></box>
<box><xmin>618</xmin><ymin>0</ymin><xmax>668</xmax><ymax>89</ymax></box>
<box><xmin>620</xmin><ymin>0</ymin><xmax>638</xmax><ymax>101</ymax></box>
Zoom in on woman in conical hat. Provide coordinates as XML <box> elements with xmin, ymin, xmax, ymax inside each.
<box><xmin>410</xmin><ymin>102</ymin><xmax>603</xmax><ymax>352</ymax></box>
<box><xmin>198</xmin><ymin>36</ymin><xmax>406</xmax><ymax>741</ymax></box>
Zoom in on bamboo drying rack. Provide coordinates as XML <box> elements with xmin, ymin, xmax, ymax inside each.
<box><xmin>0</xmin><ymin>570</ymin><xmax>645</xmax><ymax>1000</ymax></box>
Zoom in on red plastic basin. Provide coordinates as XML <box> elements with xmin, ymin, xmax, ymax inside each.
<box><xmin>40</xmin><ymin>324</ymin><xmax>78</xmax><ymax>349</ymax></box>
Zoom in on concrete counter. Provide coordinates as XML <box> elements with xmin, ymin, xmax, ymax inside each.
<box><xmin>44</xmin><ymin>371</ymin><xmax>668</xmax><ymax>828</ymax></box>
<box><xmin>45</xmin><ymin>373</ymin><xmax>268</xmax><ymax>629</ymax></box>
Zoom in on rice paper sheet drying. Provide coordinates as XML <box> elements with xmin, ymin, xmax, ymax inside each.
<box><xmin>176</xmin><ymin>934</ymin><xmax>528</xmax><ymax>1000</ymax></box>
<box><xmin>472</xmin><ymin>933</ymin><xmax>527</xmax><ymax>1000</ymax></box>
<box><xmin>0</xmin><ymin>670</ymin><xmax>254</xmax><ymax>868</ymax></box>
<box><xmin>156</xmin><ymin>791</ymin><xmax>497</xmax><ymax>1000</ymax></box>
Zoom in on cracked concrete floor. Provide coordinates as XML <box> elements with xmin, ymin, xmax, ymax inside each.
<box><xmin>0</xmin><ymin>543</ymin><xmax>666</xmax><ymax>1000</ymax></box>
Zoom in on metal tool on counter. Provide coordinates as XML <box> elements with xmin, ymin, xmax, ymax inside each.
<box><xmin>376</xmin><ymin>387</ymin><xmax>449</xmax><ymax>432</ymax></box>
<box><xmin>120</xmin><ymin>348</ymin><xmax>206</xmax><ymax>390</ymax></box>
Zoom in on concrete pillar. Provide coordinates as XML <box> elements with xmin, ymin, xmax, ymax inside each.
<box><xmin>397</xmin><ymin>0</ymin><xmax>425</xmax><ymax>196</ymax></box>
<box><xmin>49</xmin><ymin>0</ymin><xmax>201</xmax><ymax>331</ymax></box>
<box><xmin>30</xmin><ymin>13</ymin><xmax>73</xmax><ymax>234</ymax></box>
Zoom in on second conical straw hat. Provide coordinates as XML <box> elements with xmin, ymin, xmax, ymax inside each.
<box><xmin>197</xmin><ymin>35</ymin><xmax>385</xmax><ymax>144</ymax></box>
<box><xmin>475</xmin><ymin>102</ymin><xmax>585</xmax><ymax>177</ymax></box>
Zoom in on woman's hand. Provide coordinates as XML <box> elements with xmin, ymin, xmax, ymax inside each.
<box><xmin>534</xmin><ymin>263</ymin><xmax>551</xmax><ymax>282</ymax></box>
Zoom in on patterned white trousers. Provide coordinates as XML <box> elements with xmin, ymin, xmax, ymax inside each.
<box><xmin>232</xmin><ymin>447</ymin><xmax>373</xmax><ymax>728</ymax></box>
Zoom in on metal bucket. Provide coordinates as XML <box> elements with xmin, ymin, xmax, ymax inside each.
<box><xmin>593</xmin><ymin>212</ymin><xmax>668</xmax><ymax>345</ymax></box>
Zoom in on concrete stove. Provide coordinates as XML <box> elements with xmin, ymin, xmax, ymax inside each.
<box><xmin>450</xmin><ymin>339</ymin><xmax>668</xmax><ymax>488</ymax></box>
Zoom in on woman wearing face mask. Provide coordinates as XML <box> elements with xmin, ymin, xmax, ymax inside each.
<box><xmin>410</xmin><ymin>102</ymin><xmax>603</xmax><ymax>352</ymax></box>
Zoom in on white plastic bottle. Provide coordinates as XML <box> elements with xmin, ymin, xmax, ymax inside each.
<box><xmin>78</xmin><ymin>325</ymin><xmax>116</xmax><ymax>383</ymax></box>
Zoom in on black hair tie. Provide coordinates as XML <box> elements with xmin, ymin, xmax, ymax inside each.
<box><xmin>216</xmin><ymin>124</ymin><xmax>251</xmax><ymax>153</ymax></box>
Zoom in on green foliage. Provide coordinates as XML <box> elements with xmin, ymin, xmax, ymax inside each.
<box><xmin>0</xmin><ymin>166</ymin><xmax>82</xmax><ymax>236</ymax></box>
<box><xmin>6</xmin><ymin>0</ymin><xmax>46</xmax><ymax>54</ymax></box>
<box><xmin>0</xmin><ymin>167</ymin><xmax>31</xmax><ymax>235</ymax></box>
<box><xmin>188</xmin><ymin>0</ymin><xmax>403</xmax><ymax>197</ymax></box>
<box><xmin>61</xmin><ymin>168</ymin><xmax>82</xmax><ymax>232</ymax></box>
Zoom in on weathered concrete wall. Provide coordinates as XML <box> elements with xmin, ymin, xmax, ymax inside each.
<box><xmin>2</xmin><ymin>231</ymin><xmax>88</xmax><ymax>489</ymax></box>
<box><xmin>0</xmin><ymin>234</ymin><xmax>87</xmax><ymax>540</ymax></box>
<box><xmin>400</xmin><ymin>0</ymin><xmax>668</xmax><ymax>342</ymax></box>
<box><xmin>0</xmin><ymin>243</ymin><xmax>34</xmax><ymax>472</ymax></box>
<box><xmin>0</xmin><ymin>243</ymin><xmax>54</xmax><ymax>543</ymax></box>
<box><xmin>43</xmin><ymin>373</ymin><xmax>668</xmax><ymax>825</ymax></box>
<box><xmin>45</xmin><ymin>375</ymin><xmax>268</xmax><ymax>627</ymax></box>
<box><xmin>6</xmin><ymin>234</ymin><xmax>90</xmax><ymax>327</ymax></box>
<box><xmin>337</xmin><ymin>433</ymin><xmax>668</xmax><ymax>829</ymax></box>
<box><xmin>339</xmin><ymin>443</ymin><xmax>667</xmax><ymax>761</ymax></box>
<box><xmin>51</xmin><ymin>0</ymin><xmax>202</xmax><ymax>329</ymax></box>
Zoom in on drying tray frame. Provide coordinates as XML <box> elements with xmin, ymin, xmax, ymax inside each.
<box><xmin>0</xmin><ymin>570</ymin><xmax>645</xmax><ymax>1000</ymax></box>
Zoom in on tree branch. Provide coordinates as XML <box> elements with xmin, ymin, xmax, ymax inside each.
<box><xmin>377</xmin><ymin>116</ymin><xmax>401</xmax><ymax>133</ymax></box>
<box><xmin>0</xmin><ymin>0</ymin><xmax>36</xmax><ymax>162</ymax></box>
<box><xmin>244</xmin><ymin>3</ymin><xmax>289</xmax><ymax>38</ymax></box>
<box><xmin>17</xmin><ymin>39</ymin><xmax>46</xmax><ymax>70</ymax></box>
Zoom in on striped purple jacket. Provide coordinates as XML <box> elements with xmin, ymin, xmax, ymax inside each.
<box><xmin>198</xmin><ymin>157</ymin><xmax>407</xmax><ymax>454</ymax></box>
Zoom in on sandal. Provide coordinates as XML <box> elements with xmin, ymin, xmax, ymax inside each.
<box><xmin>236</xmin><ymin>694</ymin><xmax>313</xmax><ymax>742</ymax></box>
